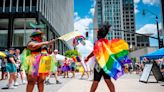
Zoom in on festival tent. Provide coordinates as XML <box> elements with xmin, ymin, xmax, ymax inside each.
<box><xmin>140</xmin><ymin>48</ymin><xmax>164</xmax><ymax>60</ymax></box>
<box><xmin>56</xmin><ymin>54</ymin><xmax>66</xmax><ymax>61</ymax></box>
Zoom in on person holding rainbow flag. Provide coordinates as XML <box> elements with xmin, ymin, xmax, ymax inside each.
<box><xmin>22</xmin><ymin>29</ymin><xmax>53</xmax><ymax>92</ymax></box>
<box><xmin>85</xmin><ymin>22</ymin><xmax>129</xmax><ymax>92</ymax></box>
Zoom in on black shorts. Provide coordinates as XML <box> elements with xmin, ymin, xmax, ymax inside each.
<box><xmin>1</xmin><ymin>67</ymin><xmax>7</xmax><ymax>72</ymax></box>
<box><xmin>71</xmin><ymin>67</ymin><xmax>75</xmax><ymax>71</ymax></box>
<box><xmin>94</xmin><ymin>68</ymin><xmax>110</xmax><ymax>81</ymax></box>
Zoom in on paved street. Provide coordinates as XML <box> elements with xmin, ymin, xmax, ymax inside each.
<box><xmin>0</xmin><ymin>73</ymin><xmax>163</xmax><ymax>92</ymax></box>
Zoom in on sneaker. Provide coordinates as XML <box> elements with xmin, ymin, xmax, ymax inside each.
<box><xmin>6</xmin><ymin>84</ymin><xmax>17</xmax><ymax>89</ymax></box>
<box><xmin>56</xmin><ymin>80</ymin><xmax>61</xmax><ymax>84</ymax></box>
<box><xmin>45</xmin><ymin>81</ymin><xmax>53</xmax><ymax>85</ymax></box>
<box><xmin>14</xmin><ymin>82</ymin><xmax>19</xmax><ymax>86</ymax></box>
<box><xmin>22</xmin><ymin>80</ymin><xmax>27</xmax><ymax>84</ymax></box>
<box><xmin>8</xmin><ymin>85</ymin><xmax>17</xmax><ymax>89</ymax></box>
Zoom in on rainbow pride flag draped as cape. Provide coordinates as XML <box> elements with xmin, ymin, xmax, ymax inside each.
<box><xmin>93</xmin><ymin>38</ymin><xmax>129</xmax><ymax>80</ymax></box>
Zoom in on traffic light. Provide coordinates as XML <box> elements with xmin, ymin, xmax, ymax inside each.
<box><xmin>86</xmin><ymin>32</ymin><xmax>88</xmax><ymax>39</ymax></box>
<box><xmin>159</xmin><ymin>39</ymin><xmax>163</xmax><ymax>48</ymax></box>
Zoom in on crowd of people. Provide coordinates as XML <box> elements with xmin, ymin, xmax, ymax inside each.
<box><xmin>0</xmin><ymin>29</ymin><xmax>94</xmax><ymax>92</ymax></box>
<box><xmin>0</xmin><ymin>47</ymin><xmax>94</xmax><ymax>89</ymax></box>
<box><xmin>0</xmin><ymin>23</ymin><xmax>163</xmax><ymax>92</ymax></box>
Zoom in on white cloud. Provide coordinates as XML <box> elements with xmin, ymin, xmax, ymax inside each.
<box><xmin>74</xmin><ymin>17</ymin><xmax>93</xmax><ymax>34</ymax></box>
<box><xmin>134</xmin><ymin>0</ymin><xmax>140</xmax><ymax>14</ymax></box>
<box><xmin>142</xmin><ymin>0</ymin><xmax>160</xmax><ymax>5</ymax></box>
<box><xmin>136</xmin><ymin>23</ymin><xmax>162</xmax><ymax>36</ymax></box>
<box><xmin>74</xmin><ymin>12</ymin><xmax>80</xmax><ymax>21</ymax></box>
<box><xmin>134</xmin><ymin>4</ymin><xmax>139</xmax><ymax>14</ymax></box>
<box><xmin>89</xmin><ymin>8</ymin><xmax>95</xmax><ymax>16</ymax></box>
<box><xmin>74</xmin><ymin>12</ymin><xmax>93</xmax><ymax>37</ymax></box>
<box><xmin>76</xmin><ymin>40</ymin><xmax>93</xmax><ymax>57</ymax></box>
<box><xmin>134</xmin><ymin>0</ymin><xmax>140</xmax><ymax>4</ymax></box>
<box><xmin>90</xmin><ymin>0</ymin><xmax>96</xmax><ymax>7</ymax></box>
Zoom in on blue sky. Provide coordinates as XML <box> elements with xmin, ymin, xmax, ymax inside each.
<box><xmin>74</xmin><ymin>0</ymin><xmax>162</xmax><ymax>46</ymax></box>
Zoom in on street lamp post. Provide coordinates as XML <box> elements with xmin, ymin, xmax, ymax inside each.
<box><xmin>142</xmin><ymin>9</ymin><xmax>162</xmax><ymax>48</ymax></box>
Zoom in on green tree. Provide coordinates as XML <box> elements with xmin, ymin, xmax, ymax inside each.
<box><xmin>64</xmin><ymin>50</ymin><xmax>80</xmax><ymax>58</ymax></box>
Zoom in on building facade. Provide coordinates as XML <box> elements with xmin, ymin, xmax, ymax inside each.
<box><xmin>94</xmin><ymin>0</ymin><xmax>149</xmax><ymax>49</ymax></box>
<box><xmin>0</xmin><ymin>0</ymin><xmax>74</xmax><ymax>54</ymax></box>
<box><xmin>160</xmin><ymin>0</ymin><xmax>164</xmax><ymax>45</ymax></box>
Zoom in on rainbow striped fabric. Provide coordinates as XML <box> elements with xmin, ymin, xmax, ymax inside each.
<box><xmin>93</xmin><ymin>38</ymin><xmax>129</xmax><ymax>80</ymax></box>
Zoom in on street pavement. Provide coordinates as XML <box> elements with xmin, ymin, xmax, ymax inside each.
<box><xmin>0</xmin><ymin>72</ymin><xmax>163</xmax><ymax>92</ymax></box>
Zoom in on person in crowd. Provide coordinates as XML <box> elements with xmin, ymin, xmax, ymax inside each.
<box><xmin>70</xmin><ymin>59</ymin><xmax>76</xmax><ymax>78</ymax></box>
<box><xmin>80</xmin><ymin>57</ymin><xmax>89</xmax><ymax>79</ymax></box>
<box><xmin>85</xmin><ymin>23</ymin><xmax>115</xmax><ymax>92</ymax></box>
<box><xmin>15</xmin><ymin>49</ymin><xmax>27</xmax><ymax>85</ymax></box>
<box><xmin>62</xmin><ymin>57</ymin><xmax>70</xmax><ymax>78</ymax></box>
<box><xmin>6</xmin><ymin>48</ymin><xmax>18</xmax><ymax>89</ymax></box>
<box><xmin>135</xmin><ymin>62</ymin><xmax>141</xmax><ymax>74</ymax></box>
<box><xmin>25</xmin><ymin>29</ymin><xmax>53</xmax><ymax>92</ymax></box>
<box><xmin>45</xmin><ymin>49</ymin><xmax>61</xmax><ymax>84</ymax></box>
<box><xmin>159</xmin><ymin>58</ymin><xmax>164</xmax><ymax>77</ymax></box>
<box><xmin>128</xmin><ymin>63</ymin><xmax>133</xmax><ymax>74</ymax></box>
<box><xmin>0</xmin><ymin>57</ymin><xmax>8</xmax><ymax>80</ymax></box>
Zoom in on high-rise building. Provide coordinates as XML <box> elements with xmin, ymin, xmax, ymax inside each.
<box><xmin>94</xmin><ymin>0</ymin><xmax>124</xmax><ymax>40</ymax></box>
<box><xmin>0</xmin><ymin>0</ymin><xmax>74</xmax><ymax>54</ymax></box>
<box><xmin>122</xmin><ymin>0</ymin><xmax>137</xmax><ymax>48</ymax></box>
<box><xmin>94</xmin><ymin>0</ymin><xmax>149</xmax><ymax>49</ymax></box>
<box><xmin>160</xmin><ymin>0</ymin><xmax>164</xmax><ymax>45</ymax></box>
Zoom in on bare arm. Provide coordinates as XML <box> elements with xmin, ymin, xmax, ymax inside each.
<box><xmin>27</xmin><ymin>41</ymin><xmax>50</xmax><ymax>51</ymax></box>
<box><xmin>9</xmin><ymin>57</ymin><xmax>16</xmax><ymax>65</ymax></box>
<box><xmin>85</xmin><ymin>51</ymin><xmax>94</xmax><ymax>63</ymax></box>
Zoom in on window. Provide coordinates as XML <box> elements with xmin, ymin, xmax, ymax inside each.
<box><xmin>32</xmin><ymin>0</ymin><xmax>37</xmax><ymax>11</ymax></box>
<box><xmin>12</xmin><ymin>18</ymin><xmax>37</xmax><ymax>46</ymax></box>
<box><xmin>12</xmin><ymin>0</ymin><xmax>17</xmax><ymax>12</ymax></box>
<box><xmin>25</xmin><ymin>0</ymin><xmax>30</xmax><ymax>12</ymax></box>
<box><xmin>0</xmin><ymin>19</ymin><xmax>9</xmax><ymax>48</ymax></box>
<box><xmin>5</xmin><ymin>0</ymin><xmax>10</xmax><ymax>12</ymax></box>
<box><xmin>18</xmin><ymin>0</ymin><xmax>23</xmax><ymax>12</ymax></box>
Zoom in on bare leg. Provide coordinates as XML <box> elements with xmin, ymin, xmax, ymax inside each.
<box><xmin>26</xmin><ymin>75</ymin><xmax>36</xmax><ymax>92</ymax></box>
<box><xmin>63</xmin><ymin>72</ymin><xmax>66</xmax><ymax>78</ymax></box>
<box><xmin>37</xmin><ymin>75</ymin><xmax>45</xmax><ymax>92</ymax></box>
<box><xmin>1</xmin><ymin>72</ymin><xmax>4</xmax><ymax>80</ymax></box>
<box><xmin>71</xmin><ymin>71</ymin><xmax>75</xmax><ymax>78</ymax></box>
<box><xmin>8</xmin><ymin>73</ymin><xmax>14</xmax><ymax>85</ymax></box>
<box><xmin>90</xmin><ymin>81</ymin><xmax>99</xmax><ymax>92</ymax></box>
<box><xmin>104</xmin><ymin>79</ymin><xmax>115</xmax><ymax>92</ymax></box>
<box><xmin>66</xmin><ymin>71</ymin><xmax>69</xmax><ymax>78</ymax></box>
<box><xmin>86</xmin><ymin>72</ymin><xmax>89</xmax><ymax>79</ymax></box>
<box><xmin>80</xmin><ymin>72</ymin><xmax>85</xmax><ymax>79</ymax></box>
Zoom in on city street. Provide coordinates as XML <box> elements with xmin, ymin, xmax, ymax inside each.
<box><xmin>0</xmin><ymin>73</ymin><xmax>163</xmax><ymax>92</ymax></box>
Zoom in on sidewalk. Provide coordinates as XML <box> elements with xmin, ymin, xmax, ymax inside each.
<box><xmin>0</xmin><ymin>73</ymin><xmax>163</xmax><ymax>92</ymax></box>
<box><xmin>58</xmin><ymin>73</ymin><xmax>164</xmax><ymax>92</ymax></box>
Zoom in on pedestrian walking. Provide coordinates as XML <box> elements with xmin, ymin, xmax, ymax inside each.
<box><xmin>6</xmin><ymin>48</ymin><xmax>18</xmax><ymax>89</ymax></box>
<box><xmin>62</xmin><ymin>57</ymin><xmax>70</xmax><ymax>78</ymax></box>
<box><xmin>85</xmin><ymin>23</ymin><xmax>115</xmax><ymax>92</ymax></box>
<box><xmin>45</xmin><ymin>49</ymin><xmax>61</xmax><ymax>84</ymax></box>
<box><xmin>0</xmin><ymin>57</ymin><xmax>8</xmax><ymax>80</ymax></box>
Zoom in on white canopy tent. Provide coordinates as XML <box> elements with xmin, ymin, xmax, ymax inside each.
<box><xmin>56</xmin><ymin>54</ymin><xmax>66</xmax><ymax>61</ymax></box>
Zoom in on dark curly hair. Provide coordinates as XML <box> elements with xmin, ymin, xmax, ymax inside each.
<box><xmin>97</xmin><ymin>22</ymin><xmax>111</xmax><ymax>39</ymax></box>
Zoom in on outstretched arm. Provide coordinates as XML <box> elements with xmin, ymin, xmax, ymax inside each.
<box><xmin>85</xmin><ymin>51</ymin><xmax>94</xmax><ymax>63</ymax></box>
<box><xmin>27</xmin><ymin>40</ymin><xmax>53</xmax><ymax>51</ymax></box>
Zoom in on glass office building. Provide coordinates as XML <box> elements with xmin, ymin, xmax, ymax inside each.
<box><xmin>0</xmin><ymin>0</ymin><xmax>74</xmax><ymax>54</ymax></box>
<box><xmin>94</xmin><ymin>0</ymin><xmax>149</xmax><ymax>49</ymax></box>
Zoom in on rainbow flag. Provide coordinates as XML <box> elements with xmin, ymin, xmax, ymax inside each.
<box><xmin>93</xmin><ymin>38</ymin><xmax>129</xmax><ymax>80</ymax></box>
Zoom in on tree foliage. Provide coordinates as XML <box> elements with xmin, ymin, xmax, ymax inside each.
<box><xmin>64</xmin><ymin>50</ymin><xmax>80</xmax><ymax>58</ymax></box>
